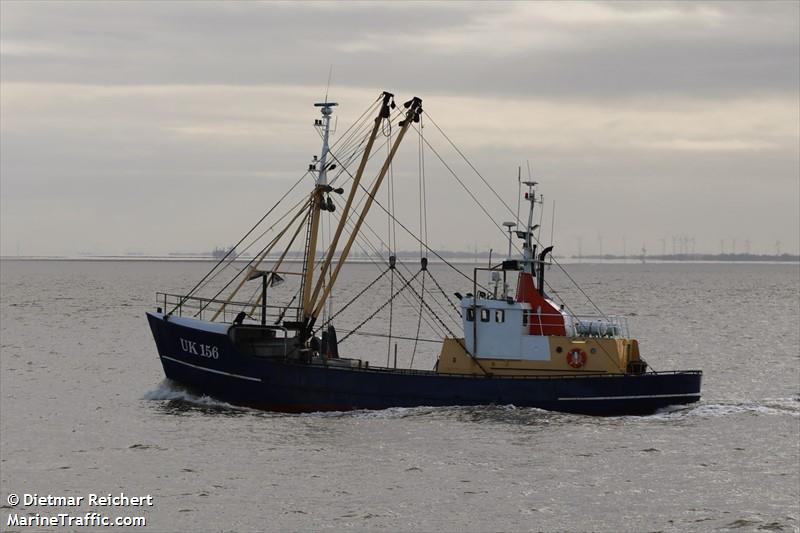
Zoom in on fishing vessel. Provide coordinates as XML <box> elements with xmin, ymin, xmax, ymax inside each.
<box><xmin>146</xmin><ymin>91</ymin><xmax>702</xmax><ymax>416</ymax></box>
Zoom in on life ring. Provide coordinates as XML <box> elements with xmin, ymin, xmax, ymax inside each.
<box><xmin>566</xmin><ymin>348</ymin><xmax>587</xmax><ymax>369</ymax></box>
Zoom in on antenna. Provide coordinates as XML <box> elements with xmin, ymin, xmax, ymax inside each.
<box><xmin>537</xmin><ymin>193</ymin><xmax>544</xmax><ymax>242</ymax></box>
<box><xmin>324</xmin><ymin>65</ymin><xmax>333</xmax><ymax>103</ymax></box>
<box><xmin>549</xmin><ymin>200</ymin><xmax>556</xmax><ymax>247</ymax></box>
<box><xmin>516</xmin><ymin>166</ymin><xmax>521</xmax><ymax>225</ymax></box>
<box><xmin>312</xmin><ymin>98</ymin><xmax>338</xmax><ymax>187</ymax></box>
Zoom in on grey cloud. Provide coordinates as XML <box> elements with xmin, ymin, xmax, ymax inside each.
<box><xmin>0</xmin><ymin>1</ymin><xmax>797</xmax><ymax>256</ymax></box>
<box><xmin>2</xmin><ymin>1</ymin><xmax>797</xmax><ymax>99</ymax></box>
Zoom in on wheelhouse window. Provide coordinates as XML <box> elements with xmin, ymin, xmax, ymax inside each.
<box><xmin>495</xmin><ymin>310</ymin><xmax>505</xmax><ymax>323</ymax></box>
<box><xmin>480</xmin><ymin>309</ymin><xmax>490</xmax><ymax>322</ymax></box>
<box><xmin>466</xmin><ymin>308</ymin><xmax>475</xmax><ymax>321</ymax></box>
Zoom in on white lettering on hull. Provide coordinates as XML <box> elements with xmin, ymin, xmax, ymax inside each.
<box><xmin>179</xmin><ymin>338</ymin><xmax>219</xmax><ymax>359</ymax></box>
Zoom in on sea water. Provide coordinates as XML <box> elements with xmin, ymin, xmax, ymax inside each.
<box><xmin>1</xmin><ymin>260</ymin><xmax>798</xmax><ymax>532</ymax></box>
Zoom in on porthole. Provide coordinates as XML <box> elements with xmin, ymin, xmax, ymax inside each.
<box><xmin>555</xmin><ymin>346</ymin><xmax>563</xmax><ymax>353</ymax></box>
<box><xmin>590</xmin><ymin>348</ymin><xmax>597</xmax><ymax>354</ymax></box>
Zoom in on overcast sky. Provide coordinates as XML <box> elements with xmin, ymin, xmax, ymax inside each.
<box><xmin>1</xmin><ymin>1</ymin><xmax>798</xmax><ymax>257</ymax></box>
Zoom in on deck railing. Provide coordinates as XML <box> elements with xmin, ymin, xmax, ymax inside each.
<box><xmin>515</xmin><ymin>311</ymin><xmax>631</xmax><ymax>338</ymax></box>
<box><xmin>156</xmin><ymin>292</ymin><xmax>302</xmax><ymax>324</ymax></box>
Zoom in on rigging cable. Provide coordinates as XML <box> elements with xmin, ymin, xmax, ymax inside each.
<box><xmin>338</xmin><ymin>269</ymin><xmax>422</xmax><ymax>345</ymax></box>
<box><xmin>171</xmin><ymin>170</ymin><xmax>311</xmax><ymax>314</ymax></box>
<box><xmin>409</xmin><ymin>270</ymin><xmax>426</xmax><ymax>370</ymax></box>
<box><xmin>385</xmin><ymin>122</ymin><xmax>397</xmax><ymax>366</ymax></box>
<box><xmin>197</xmin><ymin>198</ymin><xmax>311</xmax><ymax>317</ymax></box>
<box><xmin>412</xmin><ymin>116</ymin><xmax>614</xmax><ymax>361</ymax></box>
<box><xmin>194</xmin><ymin>193</ymin><xmax>311</xmax><ymax>296</ymax></box>
<box><xmin>321</xmin><ymin>116</ymin><xmax>467</xmax><ymax>330</ymax></box>
<box><xmin>425</xmin><ymin>268</ymin><xmax>462</xmax><ymax>318</ymax></box>
<box><xmin>319</xmin><ymin>193</ymin><xmax>450</xmax><ymax>341</ymax></box>
<box><xmin>393</xmin><ymin>268</ymin><xmax>457</xmax><ymax>339</ymax></box>
<box><xmin>320</xmin><ymin>267</ymin><xmax>391</xmax><ymax>328</ymax></box>
<box><xmin>352</xmin><ymin>331</ymin><xmax>442</xmax><ymax>344</ymax></box>
<box><xmin>410</xmin><ymin>116</ymin><xmax>429</xmax><ymax>369</ymax></box>
<box><xmin>319</xmin><ymin>104</ymin><xmax>487</xmax><ymax>293</ymax></box>
<box><xmin>325</xmin><ymin>183</ymin><xmax>461</xmax><ymax>332</ymax></box>
<box><xmin>422</xmin><ymin>110</ymin><xmax>610</xmax><ymax>320</ymax></box>
<box><xmin>325</xmin><ymin>147</ymin><xmax>487</xmax><ymax>291</ymax></box>
<box><xmin>329</xmin><ymin>108</ymin><xmax>561</xmax><ymax>333</ymax></box>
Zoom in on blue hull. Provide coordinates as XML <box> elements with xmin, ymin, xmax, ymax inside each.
<box><xmin>147</xmin><ymin>312</ymin><xmax>702</xmax><ymax>416</ymax></box>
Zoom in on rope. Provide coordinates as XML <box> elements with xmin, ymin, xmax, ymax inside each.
<box><xmin>394</xmin><ymin>268</ymin><xmax>458</xmax><ymax>339</ymax></box>
<box><xmin>415</xmin><ymin>126</ymin><xmax>516</xmax><ymax>247</ymax></box>
<box><xmin>352</xmin><ymin>331</ymin><xmax>442</xmax><ymax>344</ymax></box>
<box><xmin>387</xmin><ymin>267</ymin><xmax>395</xmax><ymax>366</ymax></box>
<box><xmin>324</xmin><ymin>155</ymin><xmax>462</xmax><ymax>338</ymax></box>
<box><xmin>409</xmin><ymin>270</ymin><xmax>426</xmax><ymax>369</ymax></box>
<box><xmin>275</xmin><ymin>290</ymin><xmax>300</xmax><ymax>325</ymax></box>
<box><xmin>325</xmin><ymin>193</ymin><xmax>451</xmax><ymax>340</ymax></box>
<box><xmin>195</xmin><ymin>198</ymin><xmax>311</xmax><ymax>317</ymax></box>
<box><xmin>318</xmin><ymin>267</ymin><xmax>391</xmax><ymax>332</ymax></box>
<box><xmin>193</xmin><ymin>193</ymin><xmax>310</xmax><ymax>297</ymax></box>
<box><xmin>386</xmin><ymin>126</ymin><xmax>397</xmax><ymax>366</ymax></box>
<box><xmin>426</xmin><ymin>268</ymin><xmax>462</xmax><ymax>318</ymax></box>
<box><xmin>325</xmin><ymin>147</ymin><xmax>487</xmax><ymax>291</ymax></box>
<box><xmin>338</xmin><ymin>269</ymin><xmax>422</xmax><ymax>345</ymax></box>
<box><xmin>171</xmin><ymin>170</ymin><xmax>310</xmax><ymax>314</ymax></box>
<box><xmin>422</xmin><ymin>110</ymin><xmax>610</xmax><ymax>320</ymax></box>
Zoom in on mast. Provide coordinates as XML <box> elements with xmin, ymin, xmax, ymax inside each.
<box><xmin>298</xmin><ymin>100</ymin><xmax>338</xmax><ymax>319</ymax></box>
<box><xmin>521</xmin><ymin>180</ymin><xmax>539</xmax><ymax>274</ymax></box>
<box><xmin>291</xmin><ymin>92</ymin><xmax>422</xmax><ymax>342</ymax></box>
<box><xmin>302</xmin><ymin>92</ymin><xmax>394</xmax><ymax>324</ymax></box>
<box><xmin>308</xmin><ymin>97</ymin><xmax>422</xmax><ymax>325</ymax></box>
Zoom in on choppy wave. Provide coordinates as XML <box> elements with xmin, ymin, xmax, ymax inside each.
<box><xmin>142</xmin><ymin>380</ymin><xmax>251</xmax><ymax>412</ymax></box>
<box><xmin>298</xmin><ymin>405</ymin><xmax>446</xmax><ymax>419</ymax></box>
<box><xmin>308</xmin><ymin>399</ymin><xmax>800</xmax><ymax>423</ymax></box>
<box><xmin>298</xmin><ymin>404</ymin><xmax>554</xmax><ymax>423</ymax></box>
<box><xmin>142</xmin><ymin>380</ymin><xmax>798</xmax><ymax>423</ymax></box>
<box><xmin>299</xmin><ymin>404</ymin><xmax>568</xmax><ymax>427</ymax></box>
<box><xmin>641</xmin><ymin>397</ymin><xmax>800</xmax><ymax>421</ymax></box>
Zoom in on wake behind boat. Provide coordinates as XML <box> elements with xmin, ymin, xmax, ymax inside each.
<box><xmin>147</xmin><ymin>91</ymin><xmax>701</xmax><ymax>416</ymax></box>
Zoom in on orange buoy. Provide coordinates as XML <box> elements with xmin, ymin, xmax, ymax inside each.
<box><xmin>566</xmin><ymin>348</ymin><xmax>587</xmax><ymax>369</ymax></box>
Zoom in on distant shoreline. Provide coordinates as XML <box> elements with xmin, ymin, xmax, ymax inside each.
<box><xmin>2</xmin><ymin>255</ymin><xmax>798</xmax><ymax>265</ymax></box>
